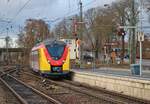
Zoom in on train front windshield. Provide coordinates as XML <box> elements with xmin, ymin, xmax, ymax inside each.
<box><xmin>46</xmin><ymin>44</ymin><xmax>65</xmax><ymax>60</ymax></box>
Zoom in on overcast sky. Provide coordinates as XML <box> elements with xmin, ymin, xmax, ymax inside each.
<box><xmin>0</xmin><ymin>0</ymin><xmax>117</xmax><ymax>38</ymax></box>
<box><xmin>0</xmin><ymin>0</ymin><xmax>149</xmax><ymax>40</ymax></box>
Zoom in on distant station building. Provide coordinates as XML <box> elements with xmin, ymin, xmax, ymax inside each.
<box><xmin>0</xmin><ymin>38</ymin><xmax>24</xmax><ymax>64</ymax></box>
<box><xmin>0</xmin><ymin>48</ymin><xmax>24</xmax><ymax>64</ymax></box>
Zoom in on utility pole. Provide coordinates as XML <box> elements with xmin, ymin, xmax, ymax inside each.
<box><xmin>139</xmin><ymin>0</ymin><xmax>144</xmax><ymax>76</ymax></box>
<box><xmin>131</xmin><ymin>0</ymin><xmax>136</xmax><ymax>64</ymax></box>
<box><xmin>6</xmin><ymin>28</ymin><xmax>9</xmax><ymax>64</ymax></box>
<box><xmin>79</xmin><ymin>0</ymin><xmax>83</xmax><ymax>66</ymax></box>
<box><xmin>120</xmin><ymin>16</ymin><xmax>126</xmax><ymax>64</ymax></box>
<box><xmin>121</xmin><ymin>30</ymin><xmax>125</xmax><ymax>64</ymax></box>
<box><xmin>117</xmin><ymin>26</ymin><xmax>125</xmax><ymax>64</ymax></box>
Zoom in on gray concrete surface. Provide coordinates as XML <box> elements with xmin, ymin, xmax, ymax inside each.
<box><xmin>72</xmin><ymin>70</ymin><xmax>150</xmax><ymax>101</ymax></box>
<box><xmin>72</xmin><ymin>66</ymin><xmax>150</xmax><ymax>79</ymax></box>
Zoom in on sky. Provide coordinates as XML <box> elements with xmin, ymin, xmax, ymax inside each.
<box><xmin>0</xmin><ymin>0</ymin><xmax>149</xmax><ymax>47</ymax></box>
<box><xmin>0</xmin><ymin>0</ymin><xmax>116</xmax><ymax>38</ymax></box>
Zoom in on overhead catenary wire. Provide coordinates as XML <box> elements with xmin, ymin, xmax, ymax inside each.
<box><xmin>68</xmin><ymin>0</ymin><xmax>71</xmax><ymax>14</ymax></box>
<box><xmin>1</xmin><ymin>0</ymin><xmax>96</xmax><ymax>33</ymax></box>
<box><xmin>0</xmin><ymin>0</ymin><xmax>32</xmax><ymax>34</ymax></box>
<box><xmin>11</xmin><ymin>0</ymin><xmax>95</xmax><ymax>25</ymax></box>
<box><xmin>50</xmin><ymin>0</ymin><xmax>97</xmax><ymax>26</ymax></box>
<box><xmin>10</xmin><ymin>0</ymin><xmax>32</xmax><ymax>23</ymax></box>
<box><xmin>66</xmin><ymin>0</ymin><xmax>96</xmax><ymax>17</ymax></box>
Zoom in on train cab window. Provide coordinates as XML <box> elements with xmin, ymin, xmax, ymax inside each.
<box><xmin>46</xmin><ymin>44</ymin><xmax>65</xmax><ymax>60</ymax></box>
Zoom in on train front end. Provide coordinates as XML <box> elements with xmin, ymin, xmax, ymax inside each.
<box><xmin>41</xmin><ymin>41</ymin><xmax>70</xmax><ymax>76</ymax></box>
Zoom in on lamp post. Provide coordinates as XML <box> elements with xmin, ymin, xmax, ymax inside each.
<box><xmin>131</xmin><ymin>0</ymin><xmax>136</xmax><ymax>64</ymax></box>
<box><xmin>79</xmin><ymin>0</ymin><xmax>83</xmax><ymax>67</ymax></box>
<box><xmin>6</xmin><ymin>27</ymin><xmax>9</xmax><ymax>64</ymax></box>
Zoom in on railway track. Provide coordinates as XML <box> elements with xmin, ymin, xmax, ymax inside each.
<box><xmin>15</xmin><ymin>71</ymin><xmax>113</xmax><ymax>104</ymax></box>
<box><xmin>61</xmin><ymin>79</ymin><xmax>150</xmax><ymax>104</ymax></box>
<box><xmin>0</xmin><ymin>73</ymin><xmax>62</xmax><ymax>104</ymax></box>
<box><xmin>0</xmin><ymin>66</ymin><xmax>16</xmax><ymax>74</ymax></box>
<box><xmin>15</xmin><ymin>70</ymin><xmax>150</xmax><ymax>104</ymax></box>
<box><xmin>0</xmin><ymin>80</ymin><xmax>22</xmax><ymax>104</ymax></box>
<box><xmin>0</xmin><ymin>71</ymin><xmax>2</xmax><ymax>76</ymax></box>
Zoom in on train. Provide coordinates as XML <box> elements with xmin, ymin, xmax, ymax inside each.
<box><xmin>30</xmin><ymin>39</ymin><xmax>70</xmax><ymax>76</ymax></box>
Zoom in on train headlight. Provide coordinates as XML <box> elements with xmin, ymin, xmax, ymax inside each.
<box><xmin>62</xmin><ymin>60</ymin><xmax>66</xmax><ymax>63</ymax></box>
<box><xmin>47</xmin><ymin>60</ymin><xmax>50</xmax><ymax>63</ymax></box>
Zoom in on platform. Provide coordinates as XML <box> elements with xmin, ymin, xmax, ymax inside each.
<box><xmin>72</xmin><ymin>67</ymin><xmax>150</xmax><ymax>79</ymax></box>
<box><xmin>71</xmin><ymin>67</ymin><xmax>150</xmax><ymax>101</ymax></box>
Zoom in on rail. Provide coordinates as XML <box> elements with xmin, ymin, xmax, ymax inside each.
<box><xmin>22</xmin><ymin>71</ymin><xmax>150</xmax><ymax>104</ymax></box>
<box><xmin>0</xmin><ymin>73</ymin><xmax>62</xmax><ymax>104</ymax></box>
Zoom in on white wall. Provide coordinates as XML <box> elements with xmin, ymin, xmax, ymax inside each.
<box><xmin>0</xmin><ymin>37</ymin><xmax>18</xmax><ymax>48</ymax></box>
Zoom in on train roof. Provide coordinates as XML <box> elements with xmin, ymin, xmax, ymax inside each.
<box><xmin>32</xmin><ymin>39</ymin><xmax>66</xmax><ymax>51</ymax></box>
<box><xmin>34</xmin><ymin>39</ymin><xmax>66</xmax><ymax>47</ymax></box>
<box><xmin>43</xmin><ymin>39</ymin><xmax>66</xmax><ymax>46</ymax></box>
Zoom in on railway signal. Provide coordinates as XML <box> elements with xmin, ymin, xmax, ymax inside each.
<box><xmin>117</xmin><ymin>26</ymin><xmax>126</xmax><ymax>63</ymax></box>
<box><xmin>117</xmin><ymin>28</ymin><xmax>126</xmax><ymax>36</ymax></box>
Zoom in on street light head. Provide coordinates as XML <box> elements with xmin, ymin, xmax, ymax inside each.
<box><xmin>104</xmin><ymin>4</ymin><xmax>108</xmax><ymax>7</ymax></box>
<box><xmin>147</xmin><ymin>7</ymin><xmax>150</xmax><ymax>11</ymax></box>
<box><xmin>69</xmin><ymin>18</ymin><xmax>73</xmax><ymax>20</ymax></box>
<box><xmin>104</xmin><ymin>4</ymin><xmax>110</xmax><ymax>8</ymax></box>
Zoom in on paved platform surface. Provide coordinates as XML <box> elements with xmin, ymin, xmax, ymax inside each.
<box><xmin>72</xmin><ymin>67</ymin><xmax>150</xmax><ymax>101</ymax></box>
<box><xmin>72</xmin><ymin>66</ymin><xmax>150</xmax><ymax>80</ymax></box>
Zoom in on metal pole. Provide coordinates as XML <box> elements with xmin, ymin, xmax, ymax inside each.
<box><xmin>131</xmin><ymin>0</ymin><xmax>136</xmax><ymax>64</ymax></box>
<box><xmin>122</xmin><ymin>34</ymin><xmax>125</xmax><ymax>64</ymax></box>
<box><xmin>139</xmin><ymin>0</ymin><xmax>143</xmax><ymax>76</ymax></box>
<box><xmin>128</xmin><ymin>30</ymin><xmax>131</xmax><ymax>64</ymax></box>
<box><xmin>79</xmin><ymin>0</ymin><xmax>83</xmax><ymax>67</ymax></box>
<box><xmin>119</xmin><ymin>26</ymin><xmax>137</xmax><ymax>64</ymax></box>
<box><xmin>140</xmin><ymin>0</ymin><xmax>143</xmax><ymax>30</ymax></box>
<box><xmin>6</xmin><ymin>28</ymin><xmax>9</xmax><ymax>64</ymax></box>
<box><xmin>139</xmin><ymin>41</ymin><xmax>142</xmax><ymax>76</ymax></box>
<box><xmin>6</xmin><ymin>37</ymin><xmax>8</xmax><ymax>60</ymax></box>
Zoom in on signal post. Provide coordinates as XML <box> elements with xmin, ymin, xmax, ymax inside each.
<box><xmin>137</xmin><ymin>32</ymin><xmax>144</xmax><ymax>76</ymax></box>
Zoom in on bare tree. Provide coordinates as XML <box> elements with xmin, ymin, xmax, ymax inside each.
<box><xmin>84</xmin><ymin>7</ymin><xmax>117</xmax><ymax>59</ymax></box>
<box><xmin>111</xmin><ymin>0</ymin><xmax>140</xmax><ymax>64</ymax></box>
<box><xmin>17</xmin><ymin>19</ymin><xmax>50</xmax><ymax>64</ymax></box>
<box><xmin>144</xmin><ymin>0</ymin><xmax>150</xmax><ymax>22</ymax></box>
<box><xmin>54</xmin><ymin>18</ymin><xmax>73</xmax><ymax>39</ymax></box>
